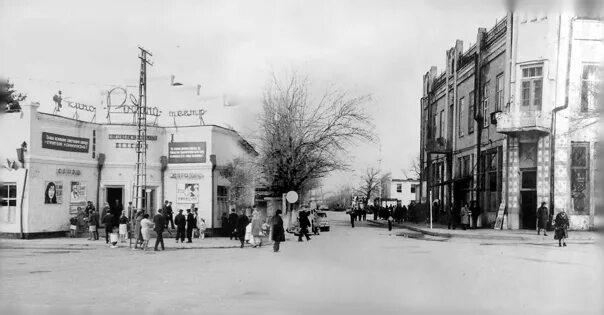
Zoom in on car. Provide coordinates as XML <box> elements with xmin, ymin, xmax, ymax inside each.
<box><xmin>316</xmin><ymin>211</ymin><xmax>330</xmax><ymax>231</ymax></box>
<box><xmin>318</xmin><ymin>205</ymin><xmax>329</xmax><ymax>211</ymax></box>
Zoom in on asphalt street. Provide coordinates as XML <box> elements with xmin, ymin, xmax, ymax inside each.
<box><xmin>1</xmin><ymin>212</ymin><xmax>602</xmax><ymax>315</ymax></box>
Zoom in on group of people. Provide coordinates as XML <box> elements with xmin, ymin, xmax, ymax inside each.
<box><xmin>220</xmin><ymin>207</ymin><xmax>285</xmax><ymax>252</ymax></box>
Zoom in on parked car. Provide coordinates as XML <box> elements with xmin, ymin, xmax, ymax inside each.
<box><xmin>319</xmin><ymin>205</ymin><xmax>329</xmax><ymax>211</ymax></box>
<box><xmin>316</xmin><ymin>211</ymin><xmax>330</xmax><ymax>231</ymax></box>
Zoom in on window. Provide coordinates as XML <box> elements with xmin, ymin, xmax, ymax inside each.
<box><xmin>496</xmin><ymin>73</ymin><xmax>504</xmax><ymax>111</ymax></box>
<box><xmin>468</xmin><ymin>91</ymin><xmax>474</xmax><ymax>133</ymax></box>
<box><xmin>581</xmin><ymin>64</ymin><xmax>602</xmax><ymax>112</ymax></box>
<box><xmin>439</xmin><ymin>110</ymin><xmax>444</xmax><ymax>138</ymax></box>
<box><xmin>410</xmin><ymin>186</ymin><xmax>416</xmax><ymax>193</ymax></box>
<box><xmin>0</xmin><ymin>183</ymin><xmax>17</xmax><ymax>207</ymax></box>
<box><xmin>433</xmin><ymin>114</ymin><xmax>437</xmax><ymax>140</ymax></box>
<box><xmin>458</xmin><ymin>97</ymin><xmax>465</xmax><ymax>137</ymax></box>
<box><xmin>396</xmin><ymin>184</ymin><xmax>402</xmax><ymax>193</ymax></box>
<box><xmin>482</xmin><ymin>81</ymin><xmax>490</xmax><ymax>127</ymax></box>
<box><xmin>521</xmin><ymin>65</ymin><xmax>543</xmax><ymax>110</ymax></box>
<box><xmin>571</xmin><ymin>142</ymin><xmax>590</xmax><ymax>213</ymax></box>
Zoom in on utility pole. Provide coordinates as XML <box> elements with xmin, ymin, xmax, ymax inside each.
<box><xmin>131</xmin><ymin>46</ymin><xmax>153</xmax><ymax>248</ymax></box>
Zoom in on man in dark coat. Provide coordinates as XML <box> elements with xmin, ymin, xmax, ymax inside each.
<box><xmin>186</xmin><ymin>208</ymin><xmax>196</xmax><ymax>243</ymax></box>
<box><xmin>163</xmin><ymin>200</ymin><xmax>175</xmax><ymax>230</ymax></box>
<box><xmin>153</xmin><ymin>209</ymin><xmax>166</xmax><ymax>251</ymax></box>
<box><xmin>111</xmin><ymin>199</ymin><xmax>123</xmax><ymax>228</ymax></box>
<box><xmin>272</xmin><ymin>210</ymin><xmax>285</xmax><ymax>252</ymax></box>
<box><xmin>221</xmin><ymin>212</ymin><xmax>229</xmax><ymax>237</ymax></box>
<box><xmin>102</xmin><ymin>210</ymin><xmax>115</xmax><ymax>244</ymax></box>
<box><xmin>298</xmin><ymin>210</ymin><xmax>311</xmax><ymax>242</ymax></box>
<box><xmin>236</xmin><ymin>209</ymin><xmax>250</xmax><ymax>248</ymax></box>
<box><xmin>228</xmin><ymin>209</ymin><xmax>239</xmax><ymax>240</ymax></box>
<box><xmin>537</xmin><ymin>202</ymin><xmax>549</xmax><ymax>236</ymax></box>
<box><xmin>349</xmin><ymin>209</ymin><xmax>355</xmax><ymax>228</ymax></box>
<box><xmin>174</xmin><ymin>209</ymin><xmax>186</xmax><ymax>245</ymax></box>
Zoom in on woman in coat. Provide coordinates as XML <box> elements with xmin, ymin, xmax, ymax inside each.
<box><xmin>251</xmin><ymin>210</ymin><xmax>264</xmax><ymax>248</ymax></box>
<box><xmin>554</xmin><ymin>210</ymin><xmax>569</xmax><ymax>247</ymax></box>
<box><xmin>272</xmin><ymin>210</ymin><xmax>285</xmax><ymax>253</ymax></box>
<box><xmin>139</xmin><ymin>214</ymin><xmax>154</xmax><ymax>251</ymax></box>
<box><xmin>134</xmin><ymin>210</ymin><xmax>144</xmax><ymax>248</ymax></box>
<box><xmin>537</xmin><ymin>202</ymin><xmax>549</xmax><ymax>236</ymax></box>
<box><xmin>460</xmin><ymin>203</ymin><xmax>470</xmax><ymax>230</ymax></box>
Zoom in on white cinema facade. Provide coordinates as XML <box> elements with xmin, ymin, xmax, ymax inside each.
<box><xmin>0</xmin><ymin>103</ymin><xmax>257</xmax><ymax>238</ymax></box>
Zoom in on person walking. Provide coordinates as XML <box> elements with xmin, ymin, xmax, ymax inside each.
<box><xmin>554</xmin><ymin>210</ymin><xmax>569</xmax><ymax>247</ymax></box>
<box><xmin>87</xmin><ymin>209</ymin><xmax>99</xmax><ymax>240</ymax></box>
<box><xmin>236</xmin><ymin>209</ymin><xmax>250</xmax><ymax>248</ymax></box>
<box><xmin>298</xmin><ymin>210</ymin><xmax>311</xmax><ymax>242</ymax></box>
<box><xmin>387</xmin><ymin>212</ymin><xmax>393</xmax><ymax>231</ymax></box>
<box><xmin>153</xmin><ymin>209</ymin><xmax>166</xmax><ymax>251</ymax></box>
<box><xmin>228</xmin><ymin>209</ymin><xmax>238</xmax><ymax>240</ymax></box>
<box><xmin>460</xmin><ymin>203</ymin><xmax>470</xmax><ymax>230</ymax></box>
<box><xmin>163</xmin><ymin>200</ymin><xmax>175</xmax><ymax>230</ymax></box>
<box><xmin>221</xmin><ymin>212</ymin><xmax>229</xmax><ymax>237</ymax></box>
<box><xmin>197</xmin><ymin>216</ymin><xmax>207</xmax><ymax>240</ymax></box>
<box><xmin>251</xmin><ymin>210</ymin><xmax>263</xmax><ymax>248</ymax></box>
<box><xmin>134</xmin><ymin>210</ymin><xmax>144</xmax><ymax>249</ymax></box>
<box><xmin>537</xmin><ymin>202</ymin><xmax>549</xmax><ymax>236</ymax></box>
<box><xmin>118</xmin><ymin>211</ymin><xmax>129</xmax><ymax>243</ymax></box>
<box><xmin>373</xmin><ymin>205</ymin><xmax>378</xmax><ymax>220</ymax></box>
<box><xmin>140</xmin><ymin>214</ymin><xmax>154</xmax><ymax>251</ymax></box>
<box><xmin>174</xmin><ymin>209</ymin><xmax>186</xmax><ymax>247</ymax></box>
<box><xmin>102</xmin><ymin>208</ymin><xmax>115</xmax><ymax>244</ymax></box>
<box><xmin>186</xmin><ymin>208</ymin><xmax>196</xmax><ymax>243</ymax></box>
<box><xmin>272</xmin><ymin>210</ymin><xmax>285</xmax><ymax>252</ymax></box>
<box><xmin>349</xmin><ymin>209</ymin><xmax>355</xmax><ymax>228</ymax></box>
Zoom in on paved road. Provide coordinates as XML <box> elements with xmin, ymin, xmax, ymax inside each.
<box><xmin>1</xmin><ymin>212</ymin><xmax>602</xmax><ymax>315</ymax></box>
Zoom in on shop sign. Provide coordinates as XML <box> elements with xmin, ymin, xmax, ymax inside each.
<box><xmin>44</xmin><ymin>181</ymin><xmax>63</xmax><ymax>204</ymax></box>
<box><xmin>176</xmin><ymin>183</ymin><xmax>199</xmax><ymax>203</ymax></box>
<box><xmin>105</xmin><ymin>87</ymin><xmax>162</xmax><ymax>118</ymax></box>
<box><xmin>108</xmin><ymin>134</ymin><xmax>158</xmax><ymax>141</ymax></box>
<box><xmin>168</xmin><ymin>142</ymin><xmax>206</xmax><ymax>163</ymax></box>
<box><xmin>169</xmin><ymin>109</ymin><xmax>206</xmax><ymax>118</ymax></box>
<box><xmin>57</xmin><ymin>168</ymin><xmax>82</xmax><ymax>176</ymax></box>
<box><xmin>169</xmin><ymin>173</ymin><xmax>205</xmax><ymax>180</ymax></box>
<box><xmin>42</xmin><ymin>132</ymin><xmax>90</xmax><ymax>153</ymax></box>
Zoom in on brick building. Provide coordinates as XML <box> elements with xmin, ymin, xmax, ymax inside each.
<box><xmin>419</xmin><ymin>9</ymin><xmax>602</xmax><ymax>230</ymax></box>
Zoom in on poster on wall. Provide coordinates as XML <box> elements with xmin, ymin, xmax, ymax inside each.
<box><xmin>69</xmin><ymin>205</ymin><xmax>84</xmax><ymax>215</ymax></box>
<box><xmin>44</xmin><ymin>181</ymin><xmax>63</xmax><ymax>204</ymax></box>
<box><xmin>176</xmin><ymin>183</ymin><xmax>199</xmax><ymax>204</ymax></box>
<box><xmin>42</xmin><ymin>132</ymin><xmax>90</xmax><ymax>153</ymax></box>
<box><xmin>168</xmin><ymin>142</ymin><xmax>206</xmax><ymax>163</ymax></box>
<box><xmin>70</xmin><ymin>181</ymin><xmax>87</xmax><ymax>204</ymax></box>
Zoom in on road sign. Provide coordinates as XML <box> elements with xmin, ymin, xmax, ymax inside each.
<box><xmin>286</xmin><ymin>191</ymin><xmax>299</xmax><ymax>203</ymax></box>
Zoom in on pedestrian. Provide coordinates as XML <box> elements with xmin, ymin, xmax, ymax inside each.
<box><xmin>312</xmin><ymin>211</ymin><xmax>320</xmax><ymax>235</ymax></box>
<box><xmin>197</xmin><ymin>217</ymin><xmax>207</xmax><ymax>240</ymax></box>
<box><xmin>460</xmin><ymin>203</ymin><xmax>470</xmax><ymax>230</ymax></box>
<box><xmin>554</xmin><ymin>210</ymin><xmax>569</xmax><ymax>247</ymax></box>
<box><xmin>348</xmin><ymin>209</ymin><xmax>355</xmax><ymax>228</ymax></box>
<box><xmin>102</xmin><ymin>207</ymin><xmax>115</xmax><ymax>244</ymax></box>
<box><xmin>111</xmin><ymin>199</ymin><xmax>123</xmax><ymax>228</ymax></box>
<box><xmin>387</xmin><ymin>212</ymin><xmax>393</xmax><ymax>231</ymax></box>
<box><xmin>69</xmin><ymin>215</ymin><xmax>78</xmax><ymax>237</ymax></box>
<box><xmin>298</xmin><ymin>210</ymin><xmax>311</xmax><ymax>242</ymax></box>
<box><xmin>373</xmin><ymin>205</ymin><xmax>378</xmax><ymax>220</ymax></box>
<box><xmin>88</xmin><ymin>209</ymin><xmax>99</xmax><ymax>240</ymax></box>
<box><xmin>85</xmin><ymin>201</ymin><xmax>95</xmax><ymax>217</ymax></box>
<box><xmin>537</xmin><ymin>202</ymin><xmax>549</xmax><ymax>236</ymax></box>
<box><xmin>163</xmin><ymin>200</ymin><xmax>175</xmax><ymax>230</ymax></box>
<box><xmin>127</xmin><ymin>201</ymin><xmax>133</xmax><ymax>219</ymax></box>
<box><xmin>447</xmin><ymin>205</ymin><xmax>454</xmax><ymax>230</ymax></box>
<box><xmin>186</xmin><ymin>208</ymin><xmax>195</xmax><ymax>243</ymax></box>
<box><xmin>140</xmin><ymin>214</ymin><xmax>154</xmax><ymax>251</ymax></box>
<box><xmin>272</xmin><ymin>209</ymin><xmax>285</xmax><ymax>252</ymax></box>
<box><xmin>134</xmin><ymin>210</ymin><xmax>144</xmax><ymax>249</ymax></box>
<box><xmin>153</xmin><ymin>209</ymin><xmax>166</xmax><ymax>251</ymax></box>
<box><xmin>236</xmin><ymin>209</ymin><xmax>250</xmax><ymax>248</ymax></box>
<box><xmin>174</xmin><ymin>209</ymin><xmax>186</xmax><ymax>247</ymax></box>
<box><xmin>251</xmin><ymin>210</ymin><xmax>263</xmax><ymax>248</ymax></box>
<box><xmin>228</xmin><ymin>208</ymin><xmax>238</xmax><ymax>240</ymax></box>
<box><xmin>221</xmin><ymin>212</ymin><xmax>229</xmax><ymax>237</ymax></box>
<box><xmin>118</xmin><ymin>210</ymin><xmax>129</xmax><ymax>243</ymax></box>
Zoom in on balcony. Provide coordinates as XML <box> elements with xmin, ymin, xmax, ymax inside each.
<box><xmin>495</xmin><ymin>111</ymin><xmax>551</xmax><ymax>135</ymax></box>
<box><xmin>425</xmin><ymin>137</ymin><xmax>451</xmax><ymax>154</ymax></box>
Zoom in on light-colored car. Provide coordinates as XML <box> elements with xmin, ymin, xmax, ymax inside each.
<box><xmin>316</xmin><ymin>211</ymin><xmax>330</xmax><ymax>231</ymax></box>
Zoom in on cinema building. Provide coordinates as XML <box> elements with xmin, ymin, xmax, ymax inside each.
<box><xmin>0</xmin><ymin>103</ymin><xmax>257</xmax><ymax>238</ymax></box>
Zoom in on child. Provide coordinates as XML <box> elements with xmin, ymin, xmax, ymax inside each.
<box><xmin>118</xmin><ymin>210</ymin><xmax>129</xmax><ymax>243</ymax></box>
<box><xmin>69</xmin><ymin>216</ymin><xmax>78</xmax><ymax>238</ymax></box>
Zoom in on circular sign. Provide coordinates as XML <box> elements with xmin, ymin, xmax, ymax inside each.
<box><xmin>286</xmin><ymin>191</ymin><xmax>299</xmax><ymax>203</ymax></box>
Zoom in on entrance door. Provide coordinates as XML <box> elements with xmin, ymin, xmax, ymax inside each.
<box><xmin>520</xmin><ymin>169</ymin><xmax>537</xmax><ymax>229</ymax></box>
<box><xmin>106</xmin><ymin>187</ymin><xmax>123</xmax><ymax>214</ymax></box>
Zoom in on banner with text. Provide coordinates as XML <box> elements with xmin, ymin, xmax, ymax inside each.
<box><xmin>168</xmin><ymin>142</ymin><xmax>206</xmax><ymax>163</ymax></box>
<box><xmin>42</xmin><ymin>132</ymin><xmax>89</xmax><ymax>153</ymax></box>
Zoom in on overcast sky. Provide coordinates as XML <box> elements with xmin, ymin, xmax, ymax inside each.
<box><xmin>0</xmin><ymin>0</ymin><xmax>507</xmax><ymax>192</ymax></box>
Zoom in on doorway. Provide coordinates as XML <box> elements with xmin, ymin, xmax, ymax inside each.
<box><xmin>520</xmin><ymin>169</ymin><xmax>537</xmax><ymax>229</ymax></box>
<box><xmin>106</xmin><ymin>187</ymin><xmax>124</xmax><ymax>216</ymax></box>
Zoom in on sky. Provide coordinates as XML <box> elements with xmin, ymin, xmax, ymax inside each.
<box><xmin>0</xmin><ymin>0</ymin><xmax>507</xmax><ymax>193</ymax></box>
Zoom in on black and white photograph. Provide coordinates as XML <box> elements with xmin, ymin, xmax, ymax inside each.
<box><xmin>0</xmin><ymin>0</ymin><xmax>603</xmax><ymax>314</ymax></box>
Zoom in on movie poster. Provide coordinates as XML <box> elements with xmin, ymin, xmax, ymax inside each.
<box><xmin>176</xmin><ymin>183</ymin><xmax>199</xmax><ymax>204</ymax></box>
<box><xmin>70</xmin><ymin>181</ymin><xmax>87</xmax><ymax>204</ymax></box>
<box><xmin>44</xmin><ymin>181</ymin><xmax>63</xmax><ymax>204</ymax></box>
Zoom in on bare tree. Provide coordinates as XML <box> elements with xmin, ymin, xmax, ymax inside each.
<box><xmin>256</xmin><ymin>72</ymin><xmax>375</xmax><ymax>199</ymax></box>
<box><xmin>219</xmin><ymin>156</ymin><xmax>258</xmax><ymax>209</ymax></box>
<box><xmin>356</xmin><ymin>167</ymin><xmax>381</xmax><ymax>206</ymax></box>
<box><xmin>326</xmin><ymin>184</ymin><xmax>353</xmax><ymax>210</ymax></box>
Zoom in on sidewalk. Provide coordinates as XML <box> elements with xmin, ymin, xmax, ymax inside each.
<box><xmin>368</xmin><ymin>219</ymin><xmax>598</xmax><ymax>242</ymax></box>
<box><xmin>0</xmin><ymin>231</ymin><xmax>283</xmax><ymax>250</ymax></box>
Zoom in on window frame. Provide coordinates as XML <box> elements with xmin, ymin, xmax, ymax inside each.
<box><xmin>458</xmin><ymin>97</ymin><xmax>465</xmax><ymax>137</ymax></box>
<box><xmin>482</xmin><ymin>80</ymin><xmax>490</xmax><ymax>127</ymax></box>
<box><xmin>496</xmin><ymin>73</ymin><xmax>504</xmax><ymax>111</ymax></box>
<box><xmin>520</xmin><ymin>65</ymin><xmax>543</xmax><ymax>111</ymax></box>
<box><xmin>396</xmin><ymin>184</ymin><xmax>402</xmax><ymax>193</ymax></box>
<box><xmin>468</xmin><ymin>91</ymin><xmax>474</xmax><ymax>134</ymax></box>
<box><xmin>0</xmin><ymin>183</ymin><xmax>17</xmax><ymax>207</ymax></box>
<box><xmin>581</xmin><ymin>63</ymin><xmax>602</xmax><ymax>112</ymax></box>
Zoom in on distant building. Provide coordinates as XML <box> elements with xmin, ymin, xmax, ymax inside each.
<box><xmin>419</xmin><ymin>8</ymin><xmax>602</xmax><ymax>230</ymax></box>
<box><xmin>381</xmin><ymin>178</ymin><xmax>419</xmax><ymax>206</ymax></box>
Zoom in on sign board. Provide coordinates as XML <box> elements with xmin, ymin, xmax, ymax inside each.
<box><xmin>42</xmin><ymin>132</ymin><xmax>89</xmax><ymax>153</ymax></box>
<box><xmin>494</xmin><ymin>202</ymin><xmax>506</xmax><ymax>230</ymax></box>
<box><xmin>286</xmin><ymin>191</ymin><xmax>298</xmax><ymax>203</ymax></box>
<box><xmin>176</xmin><ymin>183</ymin><xmax>200</xmax><ymax>204</ymax></box>
<box><xmin>70</xmin><ymin>181</ymin><xmax>87</xmax><ymax>204</ymax></box>
<box><xmin>168</xmin><ymin>142</ymin><xmax>206</xmax><ymax>163</ymax></box>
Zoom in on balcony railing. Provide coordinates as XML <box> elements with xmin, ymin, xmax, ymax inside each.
<box><xmin>495</xmin><ymin>111</ymin><xmax>551</xmax><ymax>134</ymax></box>
<box><xmin>425</xmin><ymin>137</ymin><xmax>451</xmax><ymax>153</ymax></box>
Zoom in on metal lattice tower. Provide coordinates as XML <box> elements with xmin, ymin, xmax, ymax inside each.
<box><xmin>131</xmin><ymin>46</ymin><xmax>153</xmax><ymax>248</ymax></box>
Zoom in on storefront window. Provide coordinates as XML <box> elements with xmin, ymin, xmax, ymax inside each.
<box><xmin>0</xmin><ymin>183</ymin><xmax>17</xmax><ymax>223</ymax></box>
<box><xmin>571</xmin><ymin>142</ymin><xmax>590</xmax><ymax>213</ymax></box>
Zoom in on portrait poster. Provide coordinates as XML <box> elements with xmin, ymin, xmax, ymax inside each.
<box><xmin>70</xmin><ymin>181</ymin><xmax>87</xmax><ymax>204</ymax></box>
<box><xmin>176</xmin><ymin>183</ymin><xmax>199</xmax><ymax>204</ymax></box>
<box><xmin>44</xmin><ymin>181</ymin><xmax>63</xmax><ymax>204</ymax></box>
